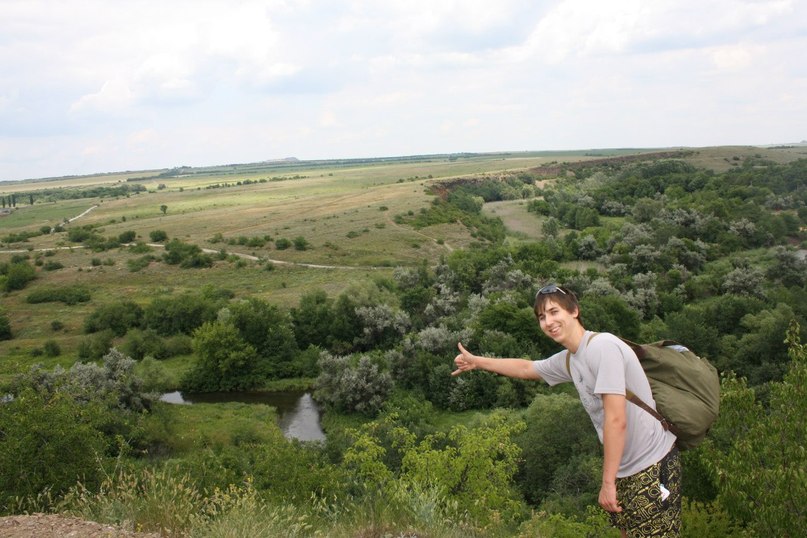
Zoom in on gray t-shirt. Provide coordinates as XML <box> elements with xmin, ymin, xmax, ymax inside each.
<box><xmin>532</xmin><ymin>331</ymin><xmax>676</xmax><ymax>477</ymax></box>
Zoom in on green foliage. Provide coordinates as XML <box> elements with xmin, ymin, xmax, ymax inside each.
<box><xmin>0</xmin><ymin>260</ymin><xmax>36</xmax><ymax>291</ymax></box>
<box><xmin>400</xmin><ymin>412</ymin><xmax>528</xmax><ymax>526</ymax></box>
<box><xmin>143</xmin><ymin>291</ymin><xmax>223</xmax><ymax>336</ymax></box>
<box><xmin>316</xmin><ymin>352</ymin><xmax>393</xmax><ymax>415</ymax></box>
<box><xmin>67</xmin><ymin>225</ymin><xmax>101</xmax><ymax>243</ymax></box>
<box><xmin>699</xmin><ymin>322</ymin><xmax>807</xmax><ymax>536</ymax></box>
<box><xmin>291</xmin><ymin>289</ymin><xmax>335</xmax><ymax>349</ymax></box>
<box><xmin>1</xmin><ymin>349</ymin><xmax>152</xmax><ymax>510</ymax></box>
<box><xmin>516</xmin><ymin>505</ymin><xmax>619</xmax><ymax>538</ymax></box>
<box><xmin>292</xmin><ymin>236</ymin><xmax>310</xmax><ymax>250</ymax></box>
<box><xmin>227</xmin><ymin>298</ymin><xmax>299</xmax><ymax>377</ymax></box>
<box><xmin>77</xmin><ymin>329</ymin><xmax>115</xmax><ymax>360</ymax></box>
<box><xmin>126</xmin><ymin>254</ymin><xmax>155</xmax><ymax>272</ymax></box>
<box><xmin>513</xmin><ymin>393</ymin><xmax>600</xmax><ymax>505</ymax></box>
<box><xmin>184</xmin><ymin>321</ymin><xmax>260</xmax><ymax>391</ymax></box>
<box><xmin>122</xmin><ymin>328</ymin><xmax>192</xmax><ymax>360</ymax></box>
<box><xmin>0</xmin><ymin>389</ymin><xmax>107</xmax><ymax>509</ymax></box>
<box><xmin>26</xmin><ymin>285</ymin><xmax>91</xmax><ymax>305</ymax></box>
<box><xmin>42</xmin><ymin>339</ymin><xmax>61</xmax><ymax>357</ymax></box>
<box><xmin>118</xmin><ymin>230</ymin><xmax>136</xmax><ymax>243</ymax></box>
<box><xmin>343</xmin><ymin>411</ymin><xmax>528</xmax><ymax>528</ymax></box>
<box><xmin>680</xmin><ymin>499</ymin><xmax>742</xmax><ymax>538</ymax></box>
<box><xmin>84</xmin><ymin>300</ymin><xmax>144</xmax><ymax>336</ymax></box>
<box><xmin>162</xmin><ymin>239</ymin><xmax>213</xmax><ymax>268</ymax></box>
<box><xmin>0</xmin><ymin>310</ymin><xmax>11</xmax><ymax>340</ymax></box>
<box><xmin>579</xmin><ymin>294</ymin><xmax>641</xmax><ymax>340</ymax></box>
<box><xmin>149</xmin><ymin>229</ymin><xmax>168</xmax><ymax>242</ymax></box>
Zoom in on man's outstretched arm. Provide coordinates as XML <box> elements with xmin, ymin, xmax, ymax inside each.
<box><xmin>452</xmin><ymin>342</ymin><xmax>541</xmax><ymax>380</ymax></box>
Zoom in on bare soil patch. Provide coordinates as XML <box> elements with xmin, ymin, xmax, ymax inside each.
<box><xmin>0</xmin><ymin>514</ymin><xmax>160</xmax><ymax>538</ymax></box>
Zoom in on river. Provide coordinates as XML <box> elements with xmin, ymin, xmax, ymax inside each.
<box><xmin>160</xmin><ymin>390</ymin><xmax>326</xmax><ymax>442</ymax></box>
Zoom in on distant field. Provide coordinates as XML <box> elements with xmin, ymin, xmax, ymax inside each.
<box><xmin>483</xmin><ymin>199</ymin><xmax>544</xmax><ymax>241</ymax></box>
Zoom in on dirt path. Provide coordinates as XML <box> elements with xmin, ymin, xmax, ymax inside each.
<box><xmin>0</xmin><ymin>514</ymin><xmax>159</xmax><ymax>538</ymax></box>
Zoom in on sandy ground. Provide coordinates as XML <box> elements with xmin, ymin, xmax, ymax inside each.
<box><xmin>0</xmin><ymin>514</ymin><xmax>161</xmax><ymax>538</ymax></box>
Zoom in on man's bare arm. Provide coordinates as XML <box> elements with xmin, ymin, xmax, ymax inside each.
<box><xmin>452</xmin><ymin>342</ymin><xmax>541</xmax><ymax>380</ymax></box>
<box><xmin>599</xmin><ymin>393</ymin><xmax>627</xmax><ymax>513</ymax></box>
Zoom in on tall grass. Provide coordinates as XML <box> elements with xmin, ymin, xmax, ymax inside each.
<box><xmin>48</xmin><ymin>467</ymin><xmax>501</xmax><ymax>537</ymax></box>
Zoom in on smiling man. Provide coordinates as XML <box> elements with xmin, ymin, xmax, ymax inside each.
<box><xmin>452</xmin><ymin>284</ymin><xmax>681</xmax><ymax>537</ymax></box>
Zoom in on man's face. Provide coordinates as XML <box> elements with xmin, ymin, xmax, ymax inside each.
<box><xmin>537</xmin><ymin>298</ymin><xmax>579</xmax><ymax>344</ymax></box>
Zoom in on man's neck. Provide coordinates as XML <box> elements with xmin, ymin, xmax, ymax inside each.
<box><xmin>564</xmin><ymin>324</ymin><xmax>587</xmax><ymax>354</ymax></box>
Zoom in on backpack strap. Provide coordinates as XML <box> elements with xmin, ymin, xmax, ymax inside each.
<box><xmin>565</xmin><ymin>332</ymin><xmax>598</xmax><ymax>376</ymax></box>
<box><xmin>565</xmin><ymin>332</ymin><xmax>681</xmax><ymax>437</ymax></box>
<box><xmin>625</xmin><ymin>390</ymin><xmax>680</xmax><ymax>436</ymax></box>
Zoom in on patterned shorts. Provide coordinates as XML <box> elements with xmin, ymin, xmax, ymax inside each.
<box><xmin>609</xmin><ymin>446</ymin><xmax>682</xmax><ymax>537</ymax></box>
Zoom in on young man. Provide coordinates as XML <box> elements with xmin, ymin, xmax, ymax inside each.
<box><xmin>452</xmin><ymin>284</ymin><xmax>681</xmax><ymax>537</ymax></box>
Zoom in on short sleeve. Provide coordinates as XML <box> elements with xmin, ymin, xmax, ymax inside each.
<box><xmin>532</xmin><ymin>350</ymin><xmax>571</xmax><ymax>386</ymax></box>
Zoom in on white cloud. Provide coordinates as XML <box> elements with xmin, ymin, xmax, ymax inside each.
<box><xmin>0</xmin><ymin>0</ymin><xmax>806</xmax><ymax>180</ymax></box>
<box><xmin>69</xmin><ymin>79</ymin><xmax>135</xmax><ymax>115</ymax></box>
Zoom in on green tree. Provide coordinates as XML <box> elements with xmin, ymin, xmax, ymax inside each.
<box><xmin>513</xmin><ymin>393</ymin><xmax>600</xmax><ymax>505</ymax></box>
<box><xmin>227</xmin><ymin>298</ymin><xmax>299</xmax><ymax>377</ymax></box>
<box><xmin>700</xmin><ymin>322</ymin><xmax>807</xmax><ymax>536</ymax></box>
<box><xmin>315</xmin><ymin>352</ymin><xmax>392</xmax><ymax>415</ymax></box>
<box><xmin>160</xmin><ymin>204</ymin><xmax>168</xmax><ymax>215</ymax></box>
<box><xmin>291</xmin><ymin>289</ymin><xmax>334</xmax><ymax>349</ymax></box>
<box><xmin>184</xmin><ymin>321</ymin><xmax>259</xmax><ymax>391</ymax></box>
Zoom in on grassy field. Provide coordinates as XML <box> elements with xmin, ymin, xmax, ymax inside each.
<box><xmin>2</xmin><ymin>146</ymin><xmax>805</xmax><ymax>379</ymax></box>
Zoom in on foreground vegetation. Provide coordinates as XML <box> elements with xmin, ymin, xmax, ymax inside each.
<box><xmin>1</xmin><ymin>147</ymin><xmax>806</xmax><ymax>536</ymax></box>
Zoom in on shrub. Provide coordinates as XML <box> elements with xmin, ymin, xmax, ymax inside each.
<box><xmin>43</xmin><ymin>340</ymin><xmax>61</xmax><ymax>357</ymax></box>
<box><xmin>149</xmin><ymin>229</ymin><xmax>168</xmax><ymax>242</ymax></box>
<box><xmin>127</xmin><ymin>255</ymin><xmax>155</xmax><ymax>272</ymax></box>
<box><xmin>143</xmin><ymin>292</ymin><xmax>221</xmax><ymax>336</ymax></box>
<box><xmin>0</xmin><ymin>311</ymin><xmax>11</xmax><ymax>340</ymax></box>
<box><xmin>118</xmin><ymin>230</ymin><xmax>136</xmax><ymax>243</ymax></box>
<box><xmin>293</xmin><ymin>236</ymin><xmax>310</xmax><ymax>250</ymax></box>
<box><xmin>0</xmin><ymin>388</ymin><xmax>107</xmax><ymax>508</ymax></box>
<box><xmin>1</xmin><ymin>260</ymin><xmax>36</xmax><ymax>291</ymax></box>
<box><xmin>77</xmin><ymin>329</ymin><xmax>115</xmax><ymax>360</ymax></box>
<box><xmin>84</xmin><ymin>300</ymin><xmax>144</xmax><ymax>336</ymax></box>
<box><xmin>26</xmin><ymin>286</ymin><xmax>91</xmax><ymax>305</ymax></box>
<box><xmin>274</xmin><ymin>238</ymin><xmax>291</xmax><ymax>250</ymax></box>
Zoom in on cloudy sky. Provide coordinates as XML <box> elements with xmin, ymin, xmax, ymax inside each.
<box><xmin>1</xmin><ymin>0</ymin><xmax>805</xmax><ymax>181</ymax></box>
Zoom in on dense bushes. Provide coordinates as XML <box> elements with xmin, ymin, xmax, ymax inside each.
<box><xmin>26</xmin><ymin>286</ymin><xmax>91</xmax><ymax>305</ymax></box>
<box><xmin>0</xmin><ymin>259</ymin><xmax>36</xmax><ymax>291</ymax></box>
<box><xmin>0</xmin><ymin>349</ymin><xmax>153</xmax><ymax>511</ymax></box>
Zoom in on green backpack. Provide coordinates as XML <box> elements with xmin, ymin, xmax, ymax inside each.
<box><xmin>566</xmin><ymin>333</ymin><xmax>720</xmax><ymax>450</ymax></box>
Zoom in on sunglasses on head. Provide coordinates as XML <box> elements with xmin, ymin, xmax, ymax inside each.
<box><xmin>535</xmin><ymin>283</ymin><xmax>567</xmax><ymax>298</ymax></box>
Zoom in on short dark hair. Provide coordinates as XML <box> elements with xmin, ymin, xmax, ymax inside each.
<box><xmin>533</xmin><ymin>284</ymin><xmax>583</xmax><ymax>325</ymax></box>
